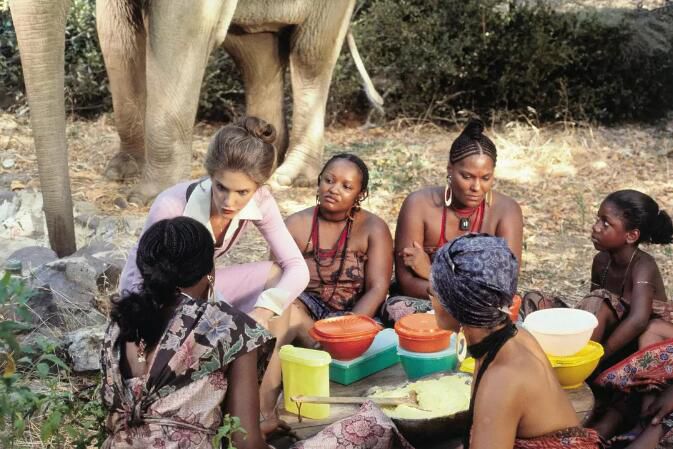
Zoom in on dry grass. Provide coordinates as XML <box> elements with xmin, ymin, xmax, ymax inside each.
<box><xmin>1</xmin><ymin>112</ymin><xmax>672</xmax><ymax>304</ymax></box>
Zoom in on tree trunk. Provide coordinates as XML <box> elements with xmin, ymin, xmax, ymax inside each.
<box><xmin>9</xmin><ymin>0</ymin><xmax>76</xmax><ymax>257</ymax></box>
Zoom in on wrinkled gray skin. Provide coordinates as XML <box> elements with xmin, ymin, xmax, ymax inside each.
<box><xmin>10</xmin><ymin>0</ymin><xmax>361</xmax><ymax>257</ymax></box>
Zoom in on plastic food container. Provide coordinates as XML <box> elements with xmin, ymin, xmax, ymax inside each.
<box><xmin>309</xmin><ymin>315</ymin><xmax>382</xmax><ymax>360</ymax></box>
<box><xmin>309</xmin><ymin>329</ymin><xmax>379</xmax><ymax>360</ymax></box>
<box><xmin>548</xmin><ymin>341</ymin><xmax>604</xmax><ymax>389</ymax></box>
<box><xmin>330</xmin><ymin>328</ymin><xmax>400</xmax><ymax>385</ymax></box>
<box><xmin>398</xmin><ymin>335</ymin><xmax>458</xmax><ymax>380</ymax></box>
<box><xmin>279</xmin><ymin>345</ymin><xmax>331</xmax><ymax>419</ymax></box>
<box><xmin>312</xmin><ymin>315</ymin><xmax>382</xmax><ymax>338</ymax></box>
<box><xmin>523</xmin><ymin>308</ymin><xmax>598</xmax><ymax>356</ymax></box>
<box><xmin>395</xmin><ymin>313</ymin><xmax>452</xmax><ymax>353</ymax></box>
<box><xmin>458</xmin><ymin>357</ymin><xmax>476</xmax><ymax>374</ymax></box>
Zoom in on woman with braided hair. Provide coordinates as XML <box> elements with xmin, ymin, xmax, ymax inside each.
<box><xmin>258</xmin><ymin>153</ymin><xmax>393</xmax><ymax>421</ymax></box>
<box><xmin>101</xmin><ymin>217</ymin><xmax>273</xmax><ymax>449</ymax></box>
<box><xmin>381</xmin><ymin>117</ymin><xmax>523</xmax><ymax>324</ymax></box>
<box><xmin>119</xmin><ymin>116</ymin><xmax>309</xmax><ymax>331</ymax></box>
<box><xmin>429</xmin><ymin>234</ymin><xmax>601</xmax><ymax>449</ymax></box>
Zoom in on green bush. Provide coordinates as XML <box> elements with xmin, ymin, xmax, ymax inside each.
<box><xmin>331</xmin><ymin>0</ymin><xmax>673</xmax><ymax>122</ymax></box>
<box><xmin>1</xmin><ymin>0</ymin><xmax>673</xmax><ymax>123</ymax></box>
<box><xmin>0</xmin><ymin>272</ymin><xmax>107</xmax><ymax>448</ymax></box>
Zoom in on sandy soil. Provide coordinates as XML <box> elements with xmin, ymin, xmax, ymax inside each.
<box><xmin>1</xmin><ymin>112</ymin><xmax>672</xmax><ymax>303</ymax></box>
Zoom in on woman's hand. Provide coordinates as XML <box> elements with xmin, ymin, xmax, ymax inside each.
<box><xmin>401</xmin><ymin>241</ymin><xmax>431</xmax><ymax>279</ymax></box>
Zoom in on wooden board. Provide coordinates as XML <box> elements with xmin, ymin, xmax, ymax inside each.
<box><xmin>280</xmin><ymin>363</ymin><xmax>594</xmax><ymax>446</ymax></box>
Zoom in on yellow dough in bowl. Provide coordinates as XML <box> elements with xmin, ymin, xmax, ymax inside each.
<box><xmin>369</xmin><ymin>375</ymin><xmax>472</xmax><ymax>419</ymax></box>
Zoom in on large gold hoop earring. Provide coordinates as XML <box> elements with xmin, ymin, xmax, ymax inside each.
<box><xmin>444</xmin><ymin>177</ymin><xmax>453</xmax><ymax>208</ymax></box>
<box><xmin>486</xmin><ymin>189</ymin><xmax>493</xmax><ymax>207</ymax></box>
<box><xmin>315</xmin><ymin>194</ymin><xmax>321</xmax><ymax>206</ymax></box>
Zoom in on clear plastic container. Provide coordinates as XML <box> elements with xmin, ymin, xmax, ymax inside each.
<box><xmin>279</xmin><ymin>345</ymin><xmax>331</xmax><ymax>419</ymax></box>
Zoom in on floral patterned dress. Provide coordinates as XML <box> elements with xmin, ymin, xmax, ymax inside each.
<box><xmin>100</xmin><ymin>296</ymin><xmax>274</xmax><ymax>449</ymax></box>
<box><xmin>595</xmin><ymin>338</ymin><xmax>673</xmax><ymax>448</ymax></box>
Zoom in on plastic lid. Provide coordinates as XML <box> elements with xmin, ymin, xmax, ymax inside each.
<box><xmin>279</xmin><ymin>345</ymin><xmax>332</xmax><ymax>366</ymax></box>
<box><xmin>313</xmin><ymin>315</ymin><xmax>382</xmax><ymax>339</ymax></box>
<box><xmin>395</xmin><ymin>313</ymin><xmax>451</xmax><ymax>340</ymax></box>
<box><xmin>547</xmin><ymin>341</ymin><xmax>604</xmax><ymax>366</ymax></box>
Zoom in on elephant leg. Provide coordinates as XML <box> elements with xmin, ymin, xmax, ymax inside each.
<box><xmin>272</xmin><ymin>0</ymin><xmax>356</xmax><ymax>187</ymax></box>
<box><xmin>224</xmin><ymin>32</ymin><xmax>289</xmax><ymax>161</ymax></box>
<box><xmin>96</xmin><ymin>0</ymin><xmax>146</xmax><ymax>181</ymax></box>
<box><xmin>130</xmin><ymin>1</ymin><xmax>238</xmax><ymax>205</ymax></box>
<box><xmin>9</xmin><ymin>0</ymin><xmax>76</xmax><ymax>257</ymax></box>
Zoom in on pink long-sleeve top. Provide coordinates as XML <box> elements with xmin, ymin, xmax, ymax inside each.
<box><xmin>119</xmin><ymin>179</ymin><xmax>309</xmax><ymax>315</ymax></box>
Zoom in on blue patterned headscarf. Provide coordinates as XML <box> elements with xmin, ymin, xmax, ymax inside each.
<box><xmin>430</xmin><ymin>234</ymin><xmax>518</xmax><ymax>328</ymax></box>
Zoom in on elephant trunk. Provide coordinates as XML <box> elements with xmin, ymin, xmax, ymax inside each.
<box><xmin>10</xmin><ymin>0</ymin><xmax>76</xmax><ymax>257</ymax></box>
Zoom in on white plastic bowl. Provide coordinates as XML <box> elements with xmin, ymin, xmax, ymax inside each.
<box><xmin>523</xmin><ymin>308</ymin><xmax>598</xmax><ymax>356</ymax></box>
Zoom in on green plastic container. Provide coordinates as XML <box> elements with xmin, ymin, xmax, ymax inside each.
<box><xmin>330</xmin><ymin>328</ymin><xmax>400</xmax><ymax>385</ymax></box>
<box><xmin>398</xmin><ymin>336</ymin><xmax>458</xmax><ymax>380</ymax></box>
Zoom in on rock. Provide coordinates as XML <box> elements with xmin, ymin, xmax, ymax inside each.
<box><xmin>113</xmin><ymin>197</ymin><xmax>128</xmax><ymax>209</ymax></box>
<box><xmin>22</xmin><ymin>240</ymin><xmax>127</xmax><ymax>332</ymax></box>
<box><xmin>63</xmin><ymin>325</ymin><xmax>105</xmax><ymax>372</ymax></box>
<box><xmin>6</xmin><ymin>246</ymin><xmax>58</xmax><ymax>273</ymax></box>
<box><xmin>2</xmin><ymin>159</ymin><xmax>15</xmax><ymax>169</ymax></box>
<box><xmin>26</xmin><ymin>286</ymin><xmax>64</xmax><ymax>328</ymax></box>
<box><xmin>0</xmin><ymin>191</ymin><xmax>45</xmax><ymax>238</ymax></box>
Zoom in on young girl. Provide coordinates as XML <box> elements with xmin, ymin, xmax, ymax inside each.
<box><xmin>102</xmin><ymin>217</ymin><xmax>272</xmax><ymax>449</ymax></box>
<box><xmin>259</xmin><ymin>153</ymin><xmax>393</xmax><ymax>421</ymax></box>
<box><xmin>578</xmin><ymin>189</ymin><xmax>673</xmax><ymax>363</ymax></box>
<box><xmin>119</xmin><ymin>117</ymin><xmax>309</xmax><ymax>329</ymax></box>
<box><xmin>381</xmin><ymin>118</ymin><xmax>523</xmax><ymax>325</ymax></box>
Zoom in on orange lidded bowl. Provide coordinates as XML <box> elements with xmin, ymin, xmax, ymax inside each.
<box><xmin>309</xmin><ymin>315</ymin><xmax>382</xmax><ymax>361</ymax></box>
<box><xmin>395</xmin><ymin>313</ymin><xmax>452</xmax><ymax>353</ymax></box>
<box><xmin>312</xmin><ymin>315</ymin><xmax>382</xmax><ymax>339</ymax></box>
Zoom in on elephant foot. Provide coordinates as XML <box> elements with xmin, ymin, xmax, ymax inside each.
<box><xmin>104</xmin><ymin>152</ymin><xmax>143</xmax><ymax>181</ymax></box>
<box><xmin>127</xmin><ymin>181</ymin><xmax>166</xmax><ymax>206</ymax></box>
<box><xmin>271</xmin><ymin>157</ymin><xmax>320</xmax><ymax>188</ymax></box>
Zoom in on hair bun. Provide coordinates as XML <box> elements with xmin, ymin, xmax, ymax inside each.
<box><xmin>463</xmin><ymin>117</ymin><xmax>485</xmax><ymax>140</ymax></box>
<box><xmin>239</xmin><ymin>116</ymin><xmax>277</xmax><ymax>145</ymax></box>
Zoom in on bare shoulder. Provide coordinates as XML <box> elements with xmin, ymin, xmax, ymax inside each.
<box><xmin>400</xmin><ymin>187</ymin><xmax>442</xmax><ymax>213</ymax></box>
<box><xmin>359</xmin><ymin>209</ymin><xmax>391</xmax><ymax>232</ymax></box>
<box><xmin>285</xmin><ymin>207</ymin><xmax>313</xmax><ymax>231</ymax></box>
<box><xmin>632</xmin><ymin>250</ymin><xmax>661</xmax><ymax>279</ymax></box>
<box><xmin>492</xmin><ymin>191</ymin><xmax>522</xmax><ymax>217</ymax></box>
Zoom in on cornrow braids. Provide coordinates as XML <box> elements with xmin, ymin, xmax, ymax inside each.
<box><xmin>449</xmin><ymin>117</ymin><xmax>497</xmax><ymax>165</ymax></box>
<box><xmin>111</xmin><ymin>217</ymin><xmax>215</xmax><ymax>347</ymax></box>
<box><xmin>318</xmin><ymin>153</ymin><xmax>370</xmax><ymax>201</ymax></box>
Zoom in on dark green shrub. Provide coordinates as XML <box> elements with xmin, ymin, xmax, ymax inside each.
<box><xmin>331</xmin><ymin>0</ymin><xmax>673</xmax><ymax>122</ymax></box>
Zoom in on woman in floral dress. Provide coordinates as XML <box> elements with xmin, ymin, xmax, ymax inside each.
<box><xmin>101</xmin><ymin>216</ymin><xmax>274</xmax><ymax>449</ymax></box>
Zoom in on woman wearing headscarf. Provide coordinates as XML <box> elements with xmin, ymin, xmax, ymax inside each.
<box><xmin>429</xmin><ymin>234</ymin><xmax>601</xmax><ymax>449</ymax></box>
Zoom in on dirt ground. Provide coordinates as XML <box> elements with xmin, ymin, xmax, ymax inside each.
<box><xmin>1</xmin><ymin>112</ymin><xmax>672</xmax><ymax>303</ymax></box>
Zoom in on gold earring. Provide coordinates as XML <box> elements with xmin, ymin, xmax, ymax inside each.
<box><xmin>486</xmin><ymin>190</ymin><xmax>493</xmax><ymax>206</ymax></box>
<box><xmin>207</xmin><ymin>274</ymin><xmax>216</xmax><ymax>304</ymax></box>
<box><xmin>444</xmin><ymin>176</ymin><xmax>452</xmax><ymax>208</ymax></box>
<box><xmin>315</xmin><ymin>194</ymin><xmax>321</xmax><ymax>206</ymax></box>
